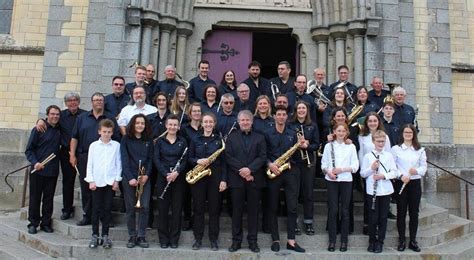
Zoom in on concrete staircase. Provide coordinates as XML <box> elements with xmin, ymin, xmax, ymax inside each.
<box><xmin>0</xmin><ymin>178</ymin><xmax>473</xmax><ymax>259</ymax></box>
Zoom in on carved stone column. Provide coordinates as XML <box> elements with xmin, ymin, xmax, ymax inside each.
<box><xmin>349</xmin><ymin>24</ymin><xmax>367</xmax><ymax>86</ymax></box>
<box><xmin>140</xmin><ymin>25</ymin><xmax>153</xmax><ymax>65</ymax></box>
<box><xmin>175</xmin><ymin>21</ymin><xmax>193</xmax><ymax>74</ymax></box>
<box><xmin>330</xmin><ymin>24</ymin><xmax>348</xmax><ymax>69</ymax></box>
<box><xmin>157</xmin><ymin>16</ymin><xmax>177</xmax><ymax>80</ymax></box>
<box><xmin>311</xmin><ymin>27</ymin><xmax>330</xmax><ymax>80</ymax></box>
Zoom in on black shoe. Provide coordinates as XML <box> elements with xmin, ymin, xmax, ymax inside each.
<box><xmin>388</xmin><ymin>211</ymin><xmax>397</xmax><ymax>220</ymax></box>
<box><xmin>126</xmin><ymin>236</ymin><xmax>136</xmax><ymax>248</ymax></box>
<box><xmin>408</xmin><ymin>241</ymin><xmax>421</xmax><ymax>252</ymax></box>
<box><xmin>374</xmin><ymin>241</ymin><xmax>383</xmax><ymax>253</ymax></box>
<box><xmin>228</xmin><ymin>242</ymin><xmax>241</xmax><ymax>252</ymax></box>
<box><xmin>137</xmin><ymin>237</ymin><xmax>149</xmax><ymax>248</ymax></box>
<box><xmin>287</xmin><ymin>242</ymin><xmax>305</xmax><ymax>253</ymax></box>
<box><xmin>40</xmin><ymin>225</ymin><xmax>54</xmax><ymax>233</ymax></box>
<box><xmin>60</xmin><ymin>211</ymin><xmax>73</xmax><ymax>220</ymax></box>
<box><xmin>27</xmin><ymin>226</ymin><xmax>37</xmax><ymax>234</ymax></box>
<box><xmin>367</xmin><ymin>242</ymin><xmax>375</xmax><ymax>252</ymax></box>
<box><xmin>271</xmin><ymin>241</ymin><xmax>280</xmax><ymax>252</ymax></box>
<box><xmin>304</xmin><ymin>224</ymin><xmax>315</xmax><ymax>235</ymax></box>
<box><xmin>328</xmin><ymin>242</ymin><xmax>335</xmax><ymax>252</ymax></box>
<box><xmin>262</xmin><ymin>227</ymin><xmax>271</xmax><ymax>234</ymax></box>
<box><xmin>182</xmin><ymin>220</ymin><xmax>192</xmax><ymax>231</ymax></box>
<box><xmin>192</xmin><ymin>240</ymin><xmax>201</xmax><ymax>250</ymax></box>
<box><xmin>249</xmin><ymin>243</ymin><xmax>260</xmax><ymax>253</ymax></box>
<box><xmin>295</xmin><ymin>226</ymin><xmax>302</xmax><ymax>235</ymax></box>
<box><xmin>76</xmin><ymin>218</ymin><xmax>91</xmax><ymax>226</ymax></box>
<box><xmin>89</xmin><ymin>234</ymin><xmax>99</xmax><ymax>248</ymax></box>
<box><xmin>170</xmin><ymin>243</ymin><xmax>178</xmax><ymax>249</ymax></box>
<box><xmin>102</xmin><ymin>235</ymin><xmax>112</xmax><ymax>249</ymax></box>
<box><xmin>160</xmin><ymin>243</ymin><xmax>169</xmax><ymax>249</ymax></box>
<box><xmin>363</xmin><ymin>225</ymin><xmax>369</xmax><ymax>235</ymax></box>
<box><xmin>340</xmin><ymin>242</ymin><xmax>348</xmax><ymax>252</ymax></box>
<box><xmin>397</xmin><ymin>240</ymin><xmax>406</xmax><ymax>251</ymax></box>
<box><xmin>210</xmin><ymin>240</ymin><xmax>218</xmax><ymax>251</ymax></box>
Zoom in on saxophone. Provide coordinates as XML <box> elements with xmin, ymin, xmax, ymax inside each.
<box><xmin>266</xmin><ymin>139</ymin><xmax>300</xmax><ymax>179</ymax></box>
<box><xmin>186</xmin><ymin>140</ymin><xmax>225</xmax><ymax>184</ymax></box>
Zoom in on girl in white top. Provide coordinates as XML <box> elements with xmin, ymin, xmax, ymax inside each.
<box><xmin>360</xmin><ymin>130</ymin><xmax>409</xmax><ymax>254</ymax></box>
<box><xmin>321</xmin><ymin>123</ymin><xmax>359</xmax><ymax>252</ymax></box>
<box><xmin>391</xmin><ymin>124</ymin><xmax>427</xmax><ymax>252</ymax></box>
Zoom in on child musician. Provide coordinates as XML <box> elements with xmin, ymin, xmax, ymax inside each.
<box><xmin>360</xmin><ymin>130</ymin><xmax>408</xmax><ymax>253</ymax></box>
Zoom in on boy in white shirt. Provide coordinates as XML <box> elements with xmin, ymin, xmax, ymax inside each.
<box><xmin>85</xmin><ymin>119</ymin><xmax>122</xmax><ymax>249</ymax></box>
<box><xmin>360</xmin><ymin>130</ymin><xmax>408</xmax><ymax>253</ymax></box>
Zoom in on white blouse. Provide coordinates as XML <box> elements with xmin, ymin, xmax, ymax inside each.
<box><xmin>360</xmin><ymin>150</ymin><xmax>399</xmax><ymax>196</ymax></box>
<box><xmin>85</xmin><ymin>139</ymin><xmax>122</xmax><ymax>187</ymax></box>
<box><xmin>358</xmin><ymin>134</ymin><xmax>391</xmax><ymax>161</ymax></box>
<box><xmin>391</xmin><ymin>144</ymin><xmax>427</xmax><ymax>180</ymax></box>
<box><xmin>321</xmin><ymin>141</ymin><xmax>359</xmax><ymax>182</ymax></box>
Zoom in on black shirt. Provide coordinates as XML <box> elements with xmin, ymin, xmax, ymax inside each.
<box><xmin>153</xmin><ymin>136</ymin><xmax>188</xmax><ymax>177</ymax></box>
<box><xmin>394</xmin><ymin>103</ymin><xmax>416</xmax><ymax>126</ymax></box>
<box><xmin>59</xmin><ymin>108</ymin><xmax>86</xmax><ymax>148</ymax></box>
<box><xmin>269</xmin><ymin>77</ymin><xmax>295</xmax><ymax>94</ymax></box>
<box><xmin>72</xmin><ymin>111</ymin><xmax>120</xmax><ymax>153</ymax></box>
<box><xmin>120</xmin><ymin>135</ymin><xmax>153</xmax><ymax>180</ymax></box>
<box><xmin>104</xmin><ymin>93</ymin><xmax>130</xmax><ymax>117</ymax></box>
<box><xmin>157</xmin><ymin>79</ymin><xmax>181</xmax><ymax>101</ymax></box>
<box><xmin>187</xmin><ymin>76</ymin><xmax>216</xmax><ymax>103</ymax></box>
<box><xmin>147</xmin><ymin>110</ymin><xmax>171</xmax><ymax>139</ymax></box>
<box><xmin>216</xmin><ymin>110</ymin><xmax>238</xmax><ymax>138</ymax></box>
<box><xmin>264</xmin><ymin>126</ymin><xmax>297</xmax><ymax>164</ymax></box>
<box><xmin>286</xmin><ymin>91</ymin><xmax>317</xmax><ymax>122</ymax></box>
<box><xmin>242</xmin><ymin>77</ymin><xmax>271</xmax><ymax>103</ymax></box>
<box><xmin>253</xmin><ymin>115</ymin><xmax>275</xmax><ymax>135</ymax></box>
<box><xmin>188</xmin><ymin>134</ymin><xmax>227</xmax><ymax>182</ymax></box>
<box><xmin>329</xmin><ymin>80</ymin><xmax>358</xmax><ymax>103</ymax></box>
<box><xmin>381</xmin><ymin>117</ymin><xmax>401</xmax><ymax>146</ymax></box>
<box><xmin>288</xmin><ymin>121</ymin><xmax>320</xmax><ymax>164</ymax></box>
<box><xmin>25</xmin><ymin>122</ymin><xmax>61</xmax><ymax>177</ymax></box>
<box><xmin>368</xmin><ymin>89</ymin><xmax>390</xmax><ymax>108</ymax></box>
<box><xmin>218</xmin><ymin>84</ymin><xmax>238</xmax><ymax>100</ymax></box>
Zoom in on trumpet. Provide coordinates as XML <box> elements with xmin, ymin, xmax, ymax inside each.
<box><xmin>306</xmin><ymin>80</ymin><xmax>331</xmax><ymax>106</ymax></box>
<box><xmin>270</xmin><ymin>81</ymin><xmax>280</xmax><ymax>101</ymax></box>
<box><xmin>176</xmin><ymin>73</ymin><xmax>190</xmax><ymax>89</ymax></box>
<box><xmin>135</xmin><ymin>160</ymin><xmax>145</xmax><ymax>208</ymax></box>
<box><xmin>298</xmin><ymin>125</ymin><xmax>311</xmax><ymax>167</ymax></box>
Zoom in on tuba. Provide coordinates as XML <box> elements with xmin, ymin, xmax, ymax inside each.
<box><xmin>186</xmin><ymin>140</ymin><xmax>225</xmax><ymax>184</ymax></box>
<box><xmin>266</xmin><ymin>137</ymin><xmax>301</xmax><ymax>179</ymax></box>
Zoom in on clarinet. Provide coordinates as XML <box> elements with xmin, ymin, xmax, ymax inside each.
<box><xmin>371</xmin><ymin>153</ymin><xmax>380</xmax><ymax>210</ymax></box>
<box><xmin>159</xmin><ymin>147</ymin><xmax>188</xmax><ymax>200</ymax></box>
<box><xmin>330</xmin><ymin>141</ymin><xmax>336</xmax><ymax>179</ymax></box>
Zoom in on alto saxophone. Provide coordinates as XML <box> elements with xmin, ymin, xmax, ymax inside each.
<box><xmin>266</xmin><ymin>138</ymin><xmax>301</xmax><ymax>179</ymax></box>
<box><xmin>135</xmin><ymin>160</ymin><xmax>145</xmax><ymax>208</ymax></box>
<box><xmin>186</xmin><ymin>140</ymin><xmax>225</xmax><ymax>184</ymax></box>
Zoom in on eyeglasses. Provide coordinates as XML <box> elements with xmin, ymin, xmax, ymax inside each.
<box><xmin>375</xmin><ymin>140</ymin><xmax>386</xmax><ymax>143</ymax></box>
<box><xmin>92</xmin><ymin>99</ymin><xmax>104</xmax><ymax>102</ymax></box>
<box><xmin>113</xmin><ymin>83</ymin><xmax>124</xmax><ymax>86</ymax></box>
<box><xmin>223</xmin><ymin>101</ymin><xmax>234</xmax><ymax>105</ymax></box>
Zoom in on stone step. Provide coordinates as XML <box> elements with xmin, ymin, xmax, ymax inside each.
<box><xmin>2</xmin><ymin>211</ymin><xmax>473</xmax><ymax>260</ymax></box>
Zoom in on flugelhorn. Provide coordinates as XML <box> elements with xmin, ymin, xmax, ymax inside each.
<box><xmin>135</xmin><ymin>160</ymin><xmax>145</xmax><ymax>208</ymax></box>
<box><xmin>306</xmin><ymin>80</ymin><xmax>331</xmax><ymax>106</ymax></box>
<box><xmin>176</xmin><ymin>73</ymin><xmax>190</xmax><ymax>89</ymax></box>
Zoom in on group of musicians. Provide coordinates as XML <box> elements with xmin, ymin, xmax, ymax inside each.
<box><xmin>25</xmin><ymin>60</ymin><xmax>427</xmax><ymax>254</ymax></box>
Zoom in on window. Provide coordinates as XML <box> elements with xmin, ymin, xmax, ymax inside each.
<box><xmin>0</xmin><ymin>0</ymin><xmax>14</xmax><ymax>34</ymax></box>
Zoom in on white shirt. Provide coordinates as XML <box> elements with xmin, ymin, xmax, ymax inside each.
<box><xmin>85</xmin><ymin>139</ymin><xmax>122</xmax><ymax>187</ymax></box>
<box><xmin>391</xmin><ymin>144</ymin><xmax>427</xmax><ymax>180</ymax></box>
<box><xmin>360</xmin><ymin>150</ymin><xmax>399</xmax><ymax>196</ymax></box>
<box><xmin>321</xmin><ymin>141</ymin><xmax>359</xmax><ymax>182</ymax></box>
<box><xmin>117</xmin><ymin>104</ymin><xmax>157</xmax><ymax>127</ymax></box>
<box><xmin>358</xmin><ymin>134</ymin><xmax>391</xmax><ymax>161</ymax></box>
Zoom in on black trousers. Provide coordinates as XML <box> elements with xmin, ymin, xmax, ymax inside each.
<box><xmin>182</xmin><ymin>166</ymin><xmax>193</xmax><ymax>222</ymax></box>
<box><xmin>91</xmin><ymin>185</ymin><xmax>114</xmax><ymax>236</ymax></box>
<box><xmin>267</xmin><ymin>168</ymin><xmax>299</xmax><ymax>241</ymax></box>
<box><xmin>77</xmin><ymin>152</ymin><xmax>92</xmax><ymax>219</ymax></box>
<box><xmin>368</xmin><ymin>194</ymin><xmax>391</xmax><ymax>244</ymax></box>
<box><xmin>191</xmin><ymin>174</ymin><xmax>221</xmax><ymax>241</ymax></box>
<box><xmin>396</xmin><ymin>179</ymin><xmax>421</xmax><ymax>242</ymax></box>
<box><xmin>157</xmin><ymin>178</ymin><xmax>184</xmax><ymax>245</ymax></box>
<box><xmin>231</xmin><ymin>184</ymin><xmax>260</xmax><ymax>244</ymax></box>
<box><xmin>326</xmin><ymin>181</ymin><xmax>352</xmax><ymax>243</ymax></box>
<box><xmin>60</xmin><ymin>148</ymin><xmax>76</xmax><ymax>214</ymax></box>
<box><xmin>123</xmin><ymin>179</ymin><xmax>151</xmax><ymax>237</ymax></box>
<box><xmin>148</xmin><ymin>165</ymin><xmax>157</xmax><ymax>227</ymax></box>
<box><xmin>295</xmin><ymin>163</ymin><xmax>314</xmax><ymax>223</ymax></box>
<box><xmin>28</xmin><ymin>174</ymin><xmax>58</xmax><ymax>228</ymax></box>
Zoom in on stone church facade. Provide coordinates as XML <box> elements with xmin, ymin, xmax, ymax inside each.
<box><xmin>0</xmin><ymin>0</ymin><xmax>473</xmax><ymax>216</ymax></box>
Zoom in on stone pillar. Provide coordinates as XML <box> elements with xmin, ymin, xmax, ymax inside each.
<box><xmin>158</xmin><ymin>29</ymin><xmax>171</xmax><ymax>80</ymax></box>
<box><xmin>334</xmin><ymin>38</ymin><xmax>345</xmax><ymax>68</ymax></box>
<box><xmin>175</xmin><ymin>22</ymin><xmax>193</xmax><ymax>74</ymax></box>
<box><xmin>150</xmin><ymin>26</ymin><xmax>160</xmax><ymax>69</ymax></box>
<box><xmin>353</xmin><ymin>35</ymin><xmax>364</xmax><ymax>86</ymax></box>
<box><xmin>310</xmin><ymin>27</ymin><xmax>329</xmax><ymax>80</ymax></box>
<box><xmin>140</xmin><ymin>25</ymin><xmax>153</xmax><ymax>65</ymax></box>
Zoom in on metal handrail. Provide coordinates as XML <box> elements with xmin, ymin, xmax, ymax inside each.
<box><xmin>427</xmin><ymin>160</ymin><xmax>472</xmax><ymax>219</ymax></box>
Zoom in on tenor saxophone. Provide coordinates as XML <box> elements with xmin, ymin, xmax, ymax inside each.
<box><xmin>186</xmin><ymin>140</ymin><xmax>225</xmax><ymax>184</ymax></box>
<box><xmin>266</xmin><ymin>139</ymin><xmax>300</xmax><ymax>179</ymax></box>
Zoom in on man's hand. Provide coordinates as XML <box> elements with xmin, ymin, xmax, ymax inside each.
<box><xmin>112</xmin><ymin>181</ymin><xmax>119</xmax><ymax>191</ymax></box>
<box><xmin>239</xmin><ymin>167</ymin><xmax>251</xmax><ymax>179</ymax></box>
<box><xmin>35</xmin><ymin>119</ymin><xmax>47</xmax><ymax>133</ymax></box>
<box><xmin>373</xmin><ymin>173</ymin><xmax>385</xmax><ymax>181</ymax></box>
<box><xmin>89</xmin><ymin>182</ymin><xmax>97</xmax><ymax>191</ymax></box>
<box><xmin>166</xmin><ymin>171</ymin><xmax>179</xmax><ymax>183</ymax></box>
<box><xmin>139</xmin><ymin>175</ymin><xmax>148</xmax><ymax>185</ymax></box>
<box><xmin>219</xmin><ymin>181</ymin><xmax>227</xmax><ymax>192</ymax></box>
<box><xmin>34</xmin><ymin>162</ymin><xmax>44</xmax><ymax>172</ymax></box>
<box><xmin>268</xmin><ymin>163</ymin><xmax>281</xmax><ymax>176</ymax></box>
<box><xmin>401</xmin><ymin>175</ymin><xmax>410</xmax><ymax>184</ymax></box>
<box><xmin>69</xmin><ymin>154</ymin><xmax>77</xmax><ymax>167</ymax></box>
<box><xmin>129</xmin><ymin>179</ymin><xmax>138</xmax><ymax>187</ymax></box>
